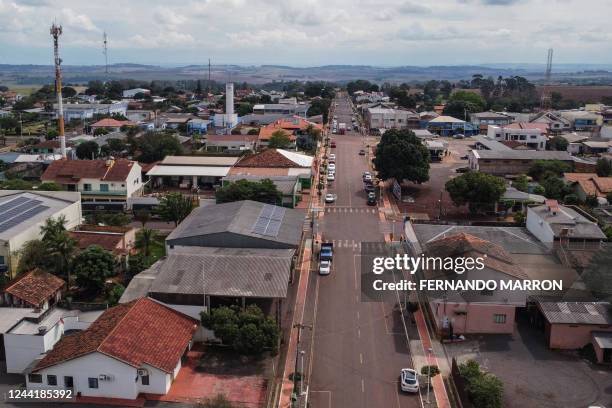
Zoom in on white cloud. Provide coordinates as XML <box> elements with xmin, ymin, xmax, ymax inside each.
<box><xmin>60</xmin><ymin>8</ymin><xmax>99</xmax><ymax>32</ymax></box>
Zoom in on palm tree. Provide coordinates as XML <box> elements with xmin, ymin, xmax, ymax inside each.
<box><xmin>40</xmin><ymin>216</ymin><xmax>77</xmax><ymax>285</ymax></box>
<box><xmin>135</xmin><ymin>228</ymin><xmax>157</xmax><ymax>258</ymax></box>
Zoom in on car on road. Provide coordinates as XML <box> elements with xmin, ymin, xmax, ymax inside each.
<box><xmin>455</xmin><ymin>167</ymin><xmax>470</xmax><ymax>173</ymax></box>
<box><xmin>330</xmin><ymin>141</ymin><xmax>337</xmax><ymax>148</ymax></box>
<box><xmin>363</xmin><ymin>173</ymin><xmax>372</xmax><ymax>182</ymax></box>
<box><xmin>319</xmin><ymin>260</ymin><xmax>331</xmax><ymax>275</ymax></box>
<box><xmin>453</xmin><ymin>133</ymin><xmax>465</xmax><ymax>139</ymax></box>
<box><xmin>328</xmin><ymin>163</ymin><xmax>336</xmax><ymax>171</ymax></box>
<box><xmin>327</xmin><ymin>173</ymin><xmax>335</xmax><ymax>181</ymax></box>
<box><xmin>400</xmin><ymin>368</ymin><xmax>419</xmax><ymax>393</ymax></box>
<box><xmin>367</xmin><ymin>193</ymin><xmax>376</xmax><ymax>206</ymax></box>
<box><xmin>365</xmin><ymin>183</ymin><xmax>375</xmax><ymax>193</ymax></box>
<box><xmin>329</xmin><ymin>153</ymin><xmax>336</xmax><ymax>162</ymax></box>
<box><xmin>362</xmin><ymin>171</ymin><xmax>371</xmax><ymax>180</ymax></box>
<box><xmin>320</xmin><ymin>242</ymin><xmax>333</xmax><ymax>261</ymax></box>
<box><xmin>358</xmin><ymin>149</ymin><xmax>365</xmax><ymax>155</ymax></box>
<box><xmin>325</xmin><ymin>193</ymin><xmax>336</xmax><ymax>203</ymax></box>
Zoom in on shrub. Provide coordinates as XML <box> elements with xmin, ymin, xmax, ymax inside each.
<box><xmin>420</xmin><ymin>365</ymin><xmax>440</xmax><ymax>377</ymax></box>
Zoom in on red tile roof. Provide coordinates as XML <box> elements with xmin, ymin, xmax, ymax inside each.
<box><xmin>425</xmin><ymin>233</ymin><xmax>527</xmax><ymax>279</ymax></box>
<box><xmin>34</xmin><ymin>298</ymin><xmax>197</xmax><ymax>373</ymax></box>
<box><xmin>271</xmin><ymin>116</ymin><xmax>323</xmax><ymax>131</ymax></box>
<box><xmin>258</xmin><ymin>126</ymin><xmax>295</xmax><ymax>141</ymax></box>
<box><xmin>42</xmin><ymin>159</ymin><xmax>138</xmax><ymax>183</ymax></box>
<box><xmin>235</xmin><ymin>149</ymin><xmax>301</xmax><ymax>168</ymax></box>
<box><xmin>505</xmin><ymin>122</ymin><xmax>549</xmax><ymax>132</ymax></box>
<box><xmin>91</xmin><ymin>118</ymin><xmax>135</xmax><ymax>128</ymax></box>
<box><xmin>565</xmin><ymin>173</ymin><xmax>612</xmax><ymax>197</ymax></box>
<box><xmin>4</xmin><ymin>269</ymin><xmax>65</xmax><ymax>308</ymax></box>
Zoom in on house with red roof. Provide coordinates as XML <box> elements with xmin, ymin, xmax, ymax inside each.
<box><xmin>25</xmin><ymin>298</ymin><xmax>197</xmax><ymax>400</ymax></box>
<box><xmin>90</xmin><ymin>118</ymin><xmax>136</xmax><ymax>134</ymax></box>
<box><xmin>41</xmin><ymin>159</ymin><xmax>143</xmax><ymax>201</ymax></box>
<box><xmin>1</xmin><ymin>269</ymin><xmax>65</xmax><ymax>310</ymax></box>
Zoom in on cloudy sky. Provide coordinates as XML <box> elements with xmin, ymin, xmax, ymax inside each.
<box><xmin>0</xmin><ymin>0</ymin><xmax>610</xmax><ymax>66</ymax></box>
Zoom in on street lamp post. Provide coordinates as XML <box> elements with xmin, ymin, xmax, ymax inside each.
<box><xmin>426</xmin><ymin>347</ymin><xmax>433</xmax><ymax>404</ymax></box>
<box><xmin>299</xmin><ymin>350</ymin><xmax>306</xmax><ymax>395</ymax></box>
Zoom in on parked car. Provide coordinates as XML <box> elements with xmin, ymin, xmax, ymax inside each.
<box><xmin>358</xmin><ymin>149</ymin><xmax>366</xmax><ymax>155</ymax></box>
<box><xmin>320</xmin><ymin>242</ymin><xmax>333</xmax><ymax>261</ymax></box>
<box><xmin>319</xmin><ymin>260</ymin><xmax>331</xmax><ymax>275</ymax></box>
<box><xmin>362</xmin><ymin>171</ymin><xmax>371</xmax><ymax>180</ymax></box>
<box><xmin>367</xmin><ymin>193</ymin><xmax>376</xmax><ymax>206</ymax></box>
<box><xmin>453</xmin><ymin>133</ymin><xmax>465</xmax><ymax>139</ymax></box>
<box><xmin>328</xmin><ymin>163</ymin><xmax>336</xmax><ymax>171</ymax></box>
<box><xmin>329</xmin><ymin>153</ymin><xmax>336</xmax><ymax>162</ymax></box>
<box><xmin>365</xmin><ymin>183</ymin><xmax>375</xmax><ymax>193</ymax></box>
<box><xmin>327</xmin><ymin>173</ymin><xmax>335</xmax><ymax>181</ymax></box>
<box><xmin>325</xmin><ymin>193</ymin><xmax>336</xmax><ymax>203</ymax></box>
<box><xmin>331</xmin><ymin>141</ymin><xmax>337</xmax><ymax>148</ymax></box>
<box><xmin>363</xmin><ymin>173</ymin><xmax>372</xmax><ymax>182</ymax></box>
<box><xmin>455</xmin><ymin>167</ymin><xmax>470</xmax><ymax>173</ymax></box>
<box><xmin>400</xmin><ymin>368</ymin><xmax>419</xmax><ymax>393</ymax></box>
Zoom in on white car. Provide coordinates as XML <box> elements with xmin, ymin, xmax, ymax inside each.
<box><xmin>329</xmin><ymin>153</ymin><xmax>336</xmax><ymax>161</ymax></box>
<box><xmin>328</xmin><ymin>163</ymin><xmax>336</xmax><ymax>171</ymax></box>
<box><xmin>400</xmin><ymin>368</ymin><xmax>419</xmax><ymax>393</ymax></box>
<box><xmin>319</xmin><ymin>260</ymin><xmax>331</xmax><ymax>275</ymax></box>
<box><xmin>364</xmin><ymin>174</ymin><xmax>372</xmax><ymax>182</ymax></box>
<box><xmin>327</xmin><ymin>173</ymin><xmax>335</xmax><ymax>181</ymax></box>
<box><xmin>325</xmin><ymin>193</ymin><xmax>336</xmax><ymax>203</ymax></box>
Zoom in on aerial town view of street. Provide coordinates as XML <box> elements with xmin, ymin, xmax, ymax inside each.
<box><xmin>0</xmin><ymin>0</ymin><xmax>611</xmax><ymax>407</ymax></box>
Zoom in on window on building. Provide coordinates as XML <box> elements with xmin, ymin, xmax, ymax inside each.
<box><xmin>88</xmin><ymin>378</ymin><xmax>99</xmax><ymax>389</ymax></box>
<box><xmin>493</xmin><ymin>314</ymin><xmax>506</xmax><ymax>324</ymax></box>
<box><xmin>47</xmin><ymin>375</ymin><xmax>57</xmax><ymax>386</ymax></box>
<box><xmin>100</xmin><ymin>184</ymin><xmax>109</xmax><ymax>192</ymax></box>
<box><xmin>64</xmin><ymin>376</ymin><xmax>74</xmax><ymax>388</ymax></box>
<box><xmin>83</xmin><ymin>184</ymin><xmax>92</xmax><ymax>192</ymax></box>
<box><xmin>141</xmin><ymin>375</ymin><xmax>150</xmax><ymax>385</ymax></box>
<box><xmin>0</xmin><ymin>255</ymin><xmax>5</xmax><ymax>265</ymax></box>
<box><xmin>28</xmin><ymin>374</ymin><xmax>42</xmax><ymax>383</ymax></box>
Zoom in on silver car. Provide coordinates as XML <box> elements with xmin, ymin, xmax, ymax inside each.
<box><xmin>400</xmin><ymin>368</ymin><xmax>419</xmax><ymax>393</ymax></box>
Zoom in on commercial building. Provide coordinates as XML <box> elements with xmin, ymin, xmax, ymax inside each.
<box><xmin>0</xmin><ymin>191</ymin><xmax>81</xmax><ymax>278</ymax></box>
<box><xmin>222</xmin><ymin>175</ymin><xmax>302</xmax><ymax>207</ymax></box>
<box><xmin>364</xmin><ymin>107</ymin><xmax>419</xmax><ymax>131</ymax></box>
<box><xmin>470</xmin><ymin>111</ymin><xmax>513</xmax><ymax>133</ymax></box>
<box><xmin>426</xmin><ymin>115</ymin><xmax>479</xmax><ymax>137</ymax></box>
<box><xmin>146</xmin><ymin>155</ymin><xmax>239</xmax><ymax>190</ymax></box>
<box><xmin>54</xmin><ymin>102</ymin><xmax>128</xmax><ymax>122</ymax></box>
<box><xmin>231</xmin><ymin>149</ymin><xmax>314</xmax><ymax>187</ymax></box>
<box><xmin>468</xmin><ymin>149</ymin><xmax>574</xmax><ymax>175</ymax></box>
<box><xmin>252</xmin><ymin>103</ymin><xmax>309</xmax><ymax>117</ymax></box>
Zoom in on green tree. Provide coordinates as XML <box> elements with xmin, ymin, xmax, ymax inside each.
<box><xmin>105</xmin><ymin>138</ymin><xmax>127</xmax><ymax>155</ymax></box>
<box><xmin>106</xmin><ymin>284</ymin><xmax>125</xmax><ymax>306</ymax></box>
<box><xmin>157</xmin><ymin>192</ymin><xmax>195</xmax><ymax>226</ymax></box>
<box><xmin>563</xmin><ymin>193</ymin><xmax>580</xmax><ymax>205</ymax></box>
<box><xmin>40</xmin><ymin>216</ymin><xmax>77</xmax><ymax>282</ymax></box>
<box><xmin>61</xmin><ymin>86</ymin><xmax>77</xmax><ymax>97</ymax></box>
<box><xmin>540</xmin><ymin>175</ymin><xmax>567</xmax><ymax>199</ymax></box>
<box><xmin>307</xmin><ymin>98</ymin><xmax>332</xmax><ymax>123</ymax></box>
<box><xmin>512</xmin><ymin>174</ymin><xmax>529</xmax><ymax>192</ymax></box>
<box><xmin>0</xmin><ymin>178</ymin><xmax>33</xmax><ymax>190</ymax></box>
<box><xmin>268</xmin><ymin>130</ymin><xmax>291</xmax><ymax>149</ymax></box>
<box><xmin>73</xmin><ymin>245</ymin><xmax>116</xmax><ymax>294</ymax></box>
<box><xmin>15</xmin><ymin>240</ymin><xmax>53</xmax><ymax>274</ymax></box>
<box><xmin>528</xmin><ymin>160</ymin><xmax>572</xmax><ymax>181</ymax></box>
<box><xmin>513</xmin><ymin>211</ymin><xmax>526</xmax><ymax>225</ymax></box>
<box><xmin>373</xmin><ymin>129</ymin><xmax>430</xmax><ymax>184</ymax></box>
<box><xmin>93</xmin><ymin>127</ymin><xmax>110</xmax><ymax>136</ymax></box>
<box><xmin>201</xmin><ymin>304</ymin><xmax>279</xmax><ymax>355</ymax></box>
<box><xmin>134</xmin><ymin>209</ymin><xmax>151</xmax><ymax>227</ymax></box>
<box><xmin>76</xmin><ymin>140</ymin><xmax>100</xmax><ymax>160</ymax></box>
<box><xmin>136</xmin><ymin>132</ymin><xmax>183</xmax><ymax>163</ymax></box>
<box><xmin>135</xmin><ymin>228</ymin><xmax>158</xmax><ymax>258</ymax></box>
<box><xmin>581</xmin><ymin>247</ymin><xmax>612</xmax><ymax>300</ymax></box>
<box><xmin>596</xmin><ymin>158</ymin><xmax>612</xmax><ymax>177</ymax></box>
<box><xmin>547</xmin><ymin>135</ymin><xmax>569</xmax><ymax>151</ymax></box>
<box><xmin>37</xmin><ymin>182</ymin><xmax>62</xmax><ymax>191</ymax></box>
<box><xmin>445</xmin><ymin>172</ymin><xmax>506</xmax><ymax>214</ymax></box>
<box><xmin>459</xmin><ymin>360</ymin><xmax>503</xmax><ymax>408</ymax></box>
<box><xmin>216</xmin><ymin>179</ymin><xmax>282</xmax><ymax>205</ymax></box>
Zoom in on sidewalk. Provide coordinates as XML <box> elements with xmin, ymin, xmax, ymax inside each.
<box><xmin>381</xmin><ymin>188</ymin><xmax>451</xmax><ymax>408</ymax></box>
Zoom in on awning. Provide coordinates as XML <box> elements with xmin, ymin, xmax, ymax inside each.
<box><xmin>147</xmin><ymin>165</ymin><xmax>231</xmax><ymax>177</ymax></box>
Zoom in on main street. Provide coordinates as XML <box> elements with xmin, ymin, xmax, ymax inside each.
<box><xmin>301</xmin><ymin>95</ymin><xmax>423</xmax><ymax>408</ymax></box>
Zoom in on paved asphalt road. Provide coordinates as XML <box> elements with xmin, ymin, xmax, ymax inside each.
<box><xmin>302</xmin><ymin>95</ymin><xmax>422</xmax><ymax>408</ymax></box>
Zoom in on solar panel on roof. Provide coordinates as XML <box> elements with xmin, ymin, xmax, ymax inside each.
<box><xmin>252</xmin><ymin>204</ymin><xmax>286</xmax><ymax>237</ymax></box>
<box><xmin>270</xmin><ymin>206</ymin><xmax>286</xmax><ymax>221</ymax></box>
<box><xmin>0</xmin><ymin>196</ymin><xmax>29</xmax><ymax>214</ymax></box>
<box><xmin>264</xmin><ymin>219</ymin><xmax>282</xmax><ymax>237</ymax></box>
<box><xmin>260</xmin><ymin>204</ymin><xmax>275</xmax><ymax>218</ymax></box>
<box><xmin>0</xmin><ymin>199</ymin><xmax>43</xmax><ymax>219</ymax></box>
<box><xmin>0</xmin><ymin>205</ymin><xmax>49</xmax><ymax>233</ymax></box>
<box><xmin>253</xmin><ymin>216</ymin><xmax>270</xmax><ymax>235</ymax></box>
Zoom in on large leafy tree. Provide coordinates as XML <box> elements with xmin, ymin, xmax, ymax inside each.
<box><xmin>75</xmin><ymin>141</ymin><xmax>100</xmax><ymax>160</ymax></box>
<box><xmin>528</xmin><ymin>160</ymin><xmax>572</xmax><ymax>181</ymax></box>
<box><xmin>268</xmin><ymin>130</ymin><xmax>291</xmax><ymax>149</ymax></box>
<box><xmin>135</xmin><ymin>131</ymin><xmax>183</xmax><ymax>163</ymax></box>
<box><xmin>157</xmin><ymin>192</ymin><xmax>195</xmax><ymax>226</ymax></box>
<box><xmin>373</xmin><ymin>129</ymin><xmax>430</xmax><ymax>184</ymax></box>
<box><xmin>73</xmin><ymin>245</ymin><xmax>116</xmax><ymax>293</ymax></box>
<box><xmin>547</xmin><ymin>136</ymin><xmax>569</xmax><ymax>152</ymax></box>
<box><xmin>216</xmin><ymin>179</ymin><xmax>282</xmax><ymax>205</ymax></box>
<box><xmin>201</xmin><ymin>304</ymin><xmax>279</xmax><ymax>355</ymax></box>
<box><xmin>445</xmin><ymin>171</ymin><xmax>506</xmax><ymax>214</ymax></box>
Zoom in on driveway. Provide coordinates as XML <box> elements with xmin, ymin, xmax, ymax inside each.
<box><xmin>444</xmin><ymin>318</ymin><xmax>612</xmax><ymax>408</ymax></box>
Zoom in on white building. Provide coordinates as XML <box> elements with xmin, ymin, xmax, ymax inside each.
<box><xmin>365</xmin><ymin>107</ymin><xmax>419</xmax><ymax>130</ymax></box>
<box><xmin>212</xmin><ymin>83</ymin><xmax>238</xmax><ymax>130</ymax></box>
<box><xmin>25</xmin><ymin>298</ymin><xmax>197</xmax><ymax>400</ymax></box>
<box><xmin>487</xmin><ymin>123</ymin><xmax>548</xmax><ymax>150</ymax></box>
<box><xmin>0</xmin><ymin>191</ymin><xmax>81</xmax><ymax>278</ymax></box>
<box><xmin>526</xmin><ymin>200</ymin><xmax>605</xmax><ymax>245</ymax></box>
<box><xmin>122</xmin><ymin>88</ymin><xmax>151</xmax><ymax>98</ymax></box>
<box><xmin>41</xmin><ymin>159</ymin><xmax>143</xmax><ymax>202</ymax></box>
<box><xmin>54</xmin><ymin>102</ymin><xmax>129</xmax><ymax>122</ymax></box>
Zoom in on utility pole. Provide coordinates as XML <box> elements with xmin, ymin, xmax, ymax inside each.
<box><xmin>50</xmin><ymin>23</ymin><xmax>66</xmax><ymax>159</ymax></box>
<box><xmin>292</xmin><ymin>323</ymin><xmax>312</xmax><ymax>404</ymax></box>
<box><xmin>103</xmin><ymin>31</ymin><xmax>109</xmax><ymax>74</ymax></box>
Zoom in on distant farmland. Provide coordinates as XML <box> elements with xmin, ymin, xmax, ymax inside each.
<box><xmin>536</xmin><ymin>85</ymin><xmax>612</xmax><ymax>102</ymax></box>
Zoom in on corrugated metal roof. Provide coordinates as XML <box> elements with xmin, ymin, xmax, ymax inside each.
<box><xmin>160</xmin><ymin>156</ymin><xmax>239</xmax><ymax>166</ymax></box>
<box><xmin>147</xmin><ymin>165</ymin><xmax>232</xmax><ymax>177</ymax></box>
<box><xmin>149</xmin><ymin>246</ymin><xmax>293</xmax><ymax>298</ymax></box>
<box><xmin>537</xmin><ymin>300</ymin><xmax>612</xmax><ymax>325</ymax></box>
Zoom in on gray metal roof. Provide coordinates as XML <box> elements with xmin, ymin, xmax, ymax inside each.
<box><xmin>537</xmin><ymin>301</ymin><xmax>612</xmax><ymax>325</ymax></box>
<box><xmin>528</xmin><ymin>204</ymin><xmax>606</xmax><ymax>240</ymax></box>
<box><xmin>592</xmin><ymin>331</ymin><xmax>612</xmax><ymax>349</ymax></box>
<box><xmin>166</xmin><ymin>200</ymin><xmax>305</xmax><ymax>248</ymax></box>
<box><xmin>223</xmin><ymin>175</ymin><xmax>299</xmax><ymax>195</ymax></box>
<box><xmin>149</xmin><ymin>246</ymin><xmax>293</xmax><ymax>298</ymax></box>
